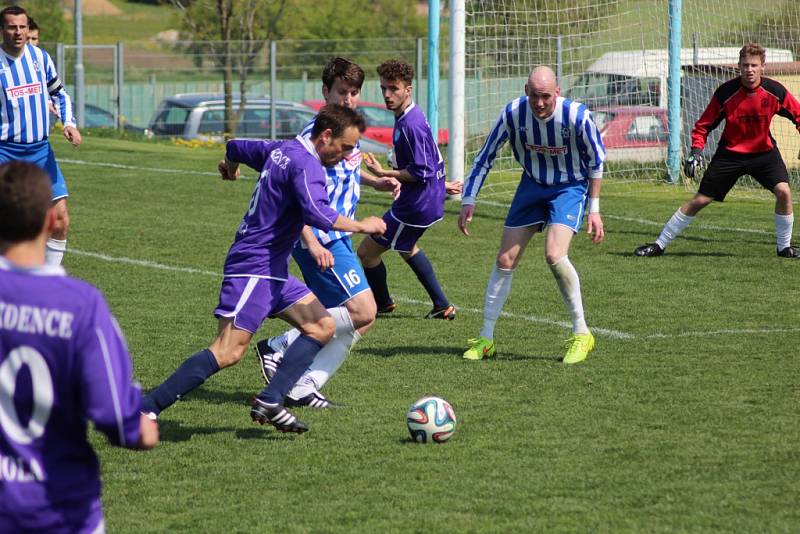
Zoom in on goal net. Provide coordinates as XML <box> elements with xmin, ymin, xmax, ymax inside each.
<box><xmin>458</xmin><ymin>0</ymin><xmax>800</xmax><ymax>199</ymax></box>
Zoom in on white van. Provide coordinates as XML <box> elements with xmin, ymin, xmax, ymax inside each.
<box><xmin>565</xmin><ymin>47</ymin><xmax>794</xmax><ymax>108</ymax></box>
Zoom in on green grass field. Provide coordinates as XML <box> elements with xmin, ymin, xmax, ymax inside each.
<box><xmin>51</xmin><ymin>134</ymin><xmax>800</xmax><ymax>532</ymax></box>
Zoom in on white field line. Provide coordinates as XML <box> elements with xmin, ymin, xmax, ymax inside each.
<box><xmin>69</xmin><ymin>249</ymin><xmax>633</xmax><ymax>340</ymax></box>
<box><xmin>63</xmin><ymin>159</ymin><xmax>792</xmax><ymax>340</ymax></box>
<box><xmin>69</xmin><ymin>249</ymin><xmax>796</xmax><ymax>341</ymax></box>
<box><xmin>62</xmin><ymin>158</ymin><xmax>775</xmax><ymax>236</ymax></box>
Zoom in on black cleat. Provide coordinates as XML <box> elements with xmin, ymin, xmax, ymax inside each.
<box><xmin>285</xmin><ymin>391</ymin><xmax>342</xmax><ymax>409</ymax></box>
<box><xmin>377</xmin><ymin>302</ymin><xmax>397</xmax><ymax>314</ymax></box>
<box><xmin>777</xmin><ymin>245</ymin><xmax>800</xmax><ymax>258</ymax></box>
<box><xmin>250</xmin><ymin>398</ymin><xmax>308</xmax><ymax>434</ymax></box>
<box><xmin>634</xmin><ymin>243</ymin><xmax>665</xmax><ymax>257</ymax></box>
<box><xmin>254</xmin><ymin>337</ymin><xmax>283</xmax><ymax>384</ymax></box>
<box><xmin>425</xmin><ymin>304</ymin><xmax>456</xmax><ymax>320</ymax></box>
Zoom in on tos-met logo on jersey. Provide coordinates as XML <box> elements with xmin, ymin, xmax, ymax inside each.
<box><xmin>6</xmin><ymin>82</ymin><xmax>42</xmax><ymax>100</ymax></box>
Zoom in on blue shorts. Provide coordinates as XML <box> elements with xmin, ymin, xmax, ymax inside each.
<box><xmin>505</xmin><ymin>179</ymin><xmax>588</xmax><ymax>232</ymax></box>
<box><xmin>0</xmin><ymin>139</ymin><xmax>68</xmax><ymax>200</ymax></box>
<box><xmin>370</xmin><ymin>211</ymin><xmax>433</xmax><ymax>253</ymax></box>
<box><xmin>214</xmin><ymin>275</ymin><xmax>311</xmax><ymax>333</ymax></box>
<box><xmin>292</xmin><ymin>237</ymin><xmax>371</xmax><ymax>307</ymax></box>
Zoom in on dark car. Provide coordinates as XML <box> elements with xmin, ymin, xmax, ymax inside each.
<box><xmin>51</xmin><ymin>103</ymin><xmax>144</xmax><ymax>133</ymax></box>
<box><xmin>146</xmin><ymin>94</ymin><xmax>316</xmax><ymax>141</ymax></box>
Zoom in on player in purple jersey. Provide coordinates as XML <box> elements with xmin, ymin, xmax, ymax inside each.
<box><xmin>0</xmin><ymin>161</ymin><xmax>159</xmax><ymax>533</ymax></box>
<box><xmin>357</xmin><ymin>59</ymin><xmax>463</xmax><ymax>320</ymax></box>
<box><xmin>459</xmin><ymin>66</ymin><xmax>605</xmax><ymax>364</ymax></box>
<box><xmin>0</xmin><ymin>7</ymin><xmax>82</xmax><ymax>268</ymax></box>
<box><xmin>140</xmin><ymin>105</ymin><xmax>386</xmax><ymax>434</ymax></box>
<box><xmin>253</xmin><ymin>57</ymin><xmax>401</xmax><ymax>409</ymax></box>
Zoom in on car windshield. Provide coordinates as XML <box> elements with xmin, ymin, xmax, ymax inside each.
<box><xmin>198</xmin><ymin>107</ymin><xmax>316</xmax><ymax>138</ymax></box>
<box><xmin>358</xmin><ymin>106</ymin><xmax>394</xmax><ymax>128</ymax></box>
<box><xmin>592</xmin><ymin>110</ymin><xmax>615</xmax><ymax>132</ymax></box>
<box><xmin>566</xmin><ymin>73</ymin><xmax>660</xmax><ymax>107</ymax></box>
<box><xmin>150</xmin><ymin>103</ymin><xmax>191</xmax><ymax>136</ymax></box>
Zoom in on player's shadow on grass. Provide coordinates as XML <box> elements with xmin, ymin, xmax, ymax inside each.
<box><xmin>613</xmin><ymin>228</ymin><xmax>767</xmax><ymax>247</ymax></box>
<box><xmin>366</xmin><ymin>345</ymin><xmax>558</xmax><ymax>362</ymax></box>
<box><xmin>157</xmin><ymin>409</ymin><xmax>294</xmax><ymax>442</ymax></box>
<box><xmin>608</xmin><ymin>250</ymin><xmax>735</xmax><ymax>258</ymax></box>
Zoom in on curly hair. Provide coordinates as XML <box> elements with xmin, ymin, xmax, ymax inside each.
<box><xmin>376</xmin><ymin>59</ymin><xmax>414</xmax><ymax>86</ymax></box>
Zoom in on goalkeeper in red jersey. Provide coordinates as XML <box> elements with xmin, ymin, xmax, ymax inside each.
<box><xmin>635</xmin><ymin>43</ymin><xmax>800</xmax><ymax>259</ymax></box>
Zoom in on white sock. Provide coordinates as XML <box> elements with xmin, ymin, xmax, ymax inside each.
<box><xmin>656</xmin><ymin>209</ymin><xmax>694</xmax><ymax>250</ymax></box>
<box><xmin>290</xmin><ymin>330</ymin><xmax>361</xmax><ymax>399</ymax></box>
<box><xmin>288</xmin><ymin>308</ymin><xmax>357</xmax><ymax>399</ymax></box>
<box><xmin>479</xmin><ymin>266</ymin><xmax>514</xmax><ymax>340</ymax></box>
<box><xmin>45</xmin><ymin>238</ymin><xmax>67</xmax><ymax>266</ymax></box>
<box><xmin>775</xmin><ymin>213</ymin><xmax>793</xmax><ymax>250</ymax></box>
<box><xmin>549</xmin><ymin>256</ymin><xmax>589</xmax><ymax>335</ymax></box>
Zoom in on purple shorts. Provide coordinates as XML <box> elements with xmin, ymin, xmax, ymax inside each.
<box><xmin>214</xmin><ymin>275</ymin><xmax>311</xmax><ymax>333</ymax></box>
<box><xmin>370</xmin><ymin>211</ymin><xmax>432</xmax><ymax>253</ymax></box>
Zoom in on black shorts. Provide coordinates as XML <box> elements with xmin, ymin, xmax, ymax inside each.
<box><xmin>698</xmin><ymin>148</ymin><xmax>789</xmax><ymax>201</ymax></box>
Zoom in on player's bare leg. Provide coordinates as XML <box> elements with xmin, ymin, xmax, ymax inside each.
<box><xmin>464</xmin><ymin>225</ymin><xmax>538</xmax><ymax>360</ymax></box>
<box><xmin>45</xmin><ymin>197</ymin><xmax>68</xmax><ymax>266</ymax></box>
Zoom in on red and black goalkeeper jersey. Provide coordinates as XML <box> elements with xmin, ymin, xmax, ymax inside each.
<box><xmin>691</xmin><ymin>76</ymin><xmax>800</xmax><ymax>154</ymax></box>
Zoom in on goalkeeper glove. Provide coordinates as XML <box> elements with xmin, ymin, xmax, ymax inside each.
<box><xmin>684</xmin><ymin>148</ymin><xmax>704</xmax><ymax>178</ymax></box>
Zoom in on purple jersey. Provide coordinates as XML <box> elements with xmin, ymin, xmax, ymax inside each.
<box><xmin>0</xmin><ymin>257</ymin><xmax>141</xmax><ymax>530</ymax></box>
<box><xmin>390</xmin><ymin>102</ymin><xmax>446</xmax><ymax>227</ymax></box>
<box><xmin>223</xmin><ymin>137</ymin><xmax>339</xmax><ymax>279</ymax></box>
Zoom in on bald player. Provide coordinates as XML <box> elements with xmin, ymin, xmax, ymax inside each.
<box><xmin>459</xmin><ymin>65</ymin><xmax>606</xmax><ymax>364</ymax></box>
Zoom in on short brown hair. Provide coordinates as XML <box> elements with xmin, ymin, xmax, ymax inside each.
<box><xmin>0</xmin><ymin>161</ymin><xmax>52</xmax><ymax>243</ymax></box>
<box><xmin>377</xmin><ymin>59</ymin><xmax>414</xmax><ymax>86</ymax></box>
<box><xmin>322</xmin><ymin>57</ymin><xmax>365</xmax><ymax>91</ymax></box>
<box><xmin>0</xmin><ymin>6</ymin><xmax>27</xmax><ymax>27</ymax></box>
<box><xmin>311</xmin><ymin>104</ymin><xmax>366</xmax><ymax>139</ymax></box>
<box><xmin>739</xmin><ymin>43</ymin><xmax>766</xmax><ymax>64</ymax></box>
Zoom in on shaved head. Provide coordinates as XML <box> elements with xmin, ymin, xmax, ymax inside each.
<box><xmin>528</xmin><ymin>66</ymin><xmax>557</xmax><ymax>90</ymax></box>
<box><xmin>525</xmin><ymin>65</ymin><xmax>560</xmax><ymax>119</ymax></box>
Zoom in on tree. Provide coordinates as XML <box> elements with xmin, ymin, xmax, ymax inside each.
<box><xmin>14</xmin><ymin>0</ymin><xmax>68</xmax><ymax>45</ymax></box>
<box><xmin>170</xmin><ymin>0</ymin><xmax>289</xmax><ymax>138</ymax></box>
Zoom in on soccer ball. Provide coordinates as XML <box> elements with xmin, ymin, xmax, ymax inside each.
<box><xmin>406</xmin><ymin>396</ymin><xmax>456</xmax><ymax>443</ymax></box>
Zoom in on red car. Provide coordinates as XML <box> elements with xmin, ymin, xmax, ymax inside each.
<box><xmin>593</xmin><ymin>106</ymin><xmax>669</xmax><ymax>162</ymax></box>
<box><xmin>303</xmin><ymin>100</ymin><xmax>449</xmax><ymax>146</ymax></box>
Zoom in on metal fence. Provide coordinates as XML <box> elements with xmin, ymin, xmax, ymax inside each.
<box><xmin>46</xmin><ymin>38</ymin><xmax>443</xmax><ymax>132</ymax></box>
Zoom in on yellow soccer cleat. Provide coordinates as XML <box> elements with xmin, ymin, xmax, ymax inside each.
<box><xmin>463</xmin><ymin>336</ymin><xmax>496</xmax><ymax>360</ymax></box>
<box><xmin>563</xmin><ymin>332</ymin><xmax>595</xmax><ymax>364</ymax></box>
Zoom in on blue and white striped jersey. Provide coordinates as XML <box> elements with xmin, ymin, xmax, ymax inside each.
<box><xmin>0</xmin><ymin>44</ymin><xmax>75</xmax><ymax>144</ymax></box>
<box><xmin>463</xmin><ymin>96</ymin><xmax>605</xmax><ymax>203</ymax></box>
<box><xmin>299</xmin><ymin>119</ymin><xmax>362</xmax><ymax>245</ymax></box>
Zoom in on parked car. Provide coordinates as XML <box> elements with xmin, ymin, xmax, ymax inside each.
<box><xmin>50</xmin><ymin>103</ymin><xmax>144</xmax><ymax>133</ymax></box>
<box><xmin>593</xmin><ymin>106</ymin><xmax>669</xmax><ymax>162</ymax></box>
<box><xmin>146</xmin><ymin>94</ymin><xmax>317</xmax><ymax>141</ymax></box>
<box><xmin>303</xmin><ymin>100</ymin><xmax>449</xmax><ymax>146</ymax></box>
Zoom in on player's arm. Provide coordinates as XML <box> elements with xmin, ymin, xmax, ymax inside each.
<box><xmin>459</xmin><ymin>110</ymin><xmax>512</xmax><ymax>236</ymax></box>
<box><xmin>360</xmin><ymin>167</ymin><xmax>401</xmax><ymax>198</ymax></box>
<box><xmin>77</xmin><ymin>293</ymin><xmax>159</xmax><ymax>451</ymax></box>
<box><xmin>299</xmin><ymin>225</ymin><xmax>334</xmax><ymax>270</ymax></box>
<box><xmin>690</xmin><ymin>92</ymin><xmax>724</xmax><ymax>152</ymax></box>
<box><xmin>223</xmin><ymin>139</ymin><xmax>282</xmax><ymax>176</ymax></box>
<box><xmin>586</xmin><ymin>177</ymin><xmax>604</xmax><ymax>244</ymax></box>
<box><xmin>363</xmin><ymin>153</ymin><xmax>416</xmax><ymax>182</ymax></box>
<box><xmin>44</xmin><ymin>51</ymin><xmax>81</xmax><ymax>147</ymax></box>
<box><xmin>777</xmin><ymin>88</ymin><xmax>800</xmax><ymax>135</ymax></box>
